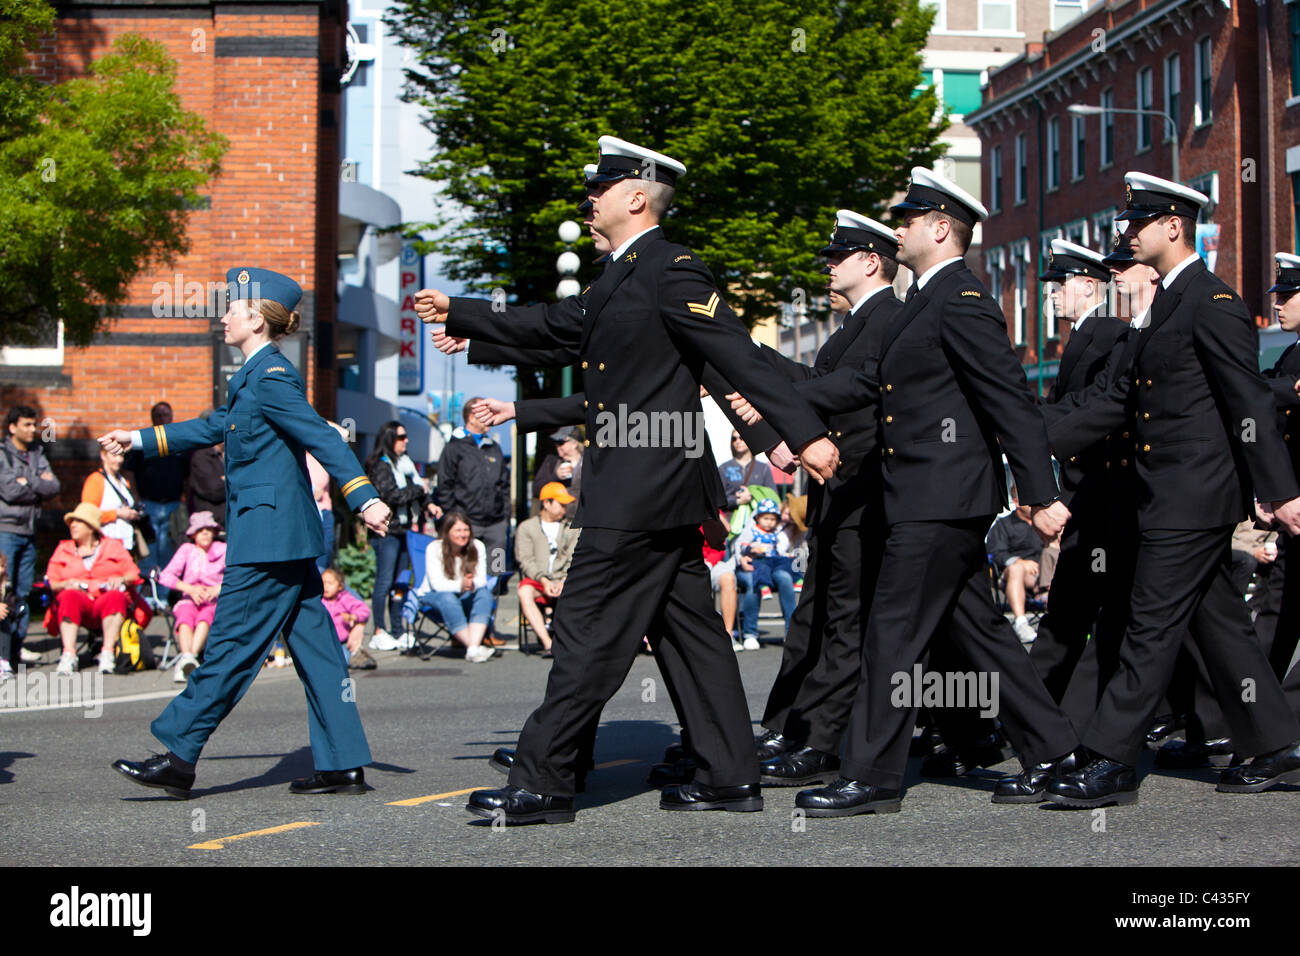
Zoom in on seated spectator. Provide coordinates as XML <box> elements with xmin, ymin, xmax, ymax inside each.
<box><xmin>719</xmin><ymin>430</ymin><xmax>776</xmax><ymax>531</ymax></box>
<box><xmin>986</xmin><ymin>491</ymin><xmax>1056</xmax><ymax>643</ymax></box>
<box><xmin>83</xmin><ymin>445</ymin><xmax>145</xmax><ymax>559</ymax></box>
<box><xmin>46</xmin><ymin>503</ymin><xmax>139</xmax><ymax>675</ymax></box>
<box><xmin>781</xmin><ymin>493</ymin><xmax>808</xmax><ymax>560</ymax></box>
<box><xmin>321</xmin><ymin>567</ymin><xmax>375</xmax><ymax>670</ymax></box>
<box><xmin>158</xmin><ymin>511</ymin><xmax>226</xmax><ymax>683</ymax></box>
<box><xmin>0</xmin><ymin>551</ymin><xmax>19</xmax><ymax>684</ymax></box>
<box><xmin>515</xmin><ymin>482</ymin><xmax>580</xmax><ymax>656</ymax></box>
<box><xmin>409</xmin><ymin>511</ymin><xmax>495</xmax><ymax>663</ymax></box>
<box><xmin>531</xmin><ymin>427</ymin><xmax>584</xmax><ymax>520</ymax></box>
<box><xmin>735</xmin><ymin>498</ymin><xmax>799</xmax><ymax>649</ymax></box>
<box><xmin>1231</xmin><ymin>516</ymin><xmax>1277</xmax><ymax>596</ymax></box>
<box><xmin>703</xmin><ymin>511</ymin><xmax>741</xmax><ymax>650</ymax></box>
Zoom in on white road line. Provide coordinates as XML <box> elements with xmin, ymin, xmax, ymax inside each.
<box><xmin>0</xmin><ymin>688</ymin><xmax>183</xmax><ymax>715</ymax></box>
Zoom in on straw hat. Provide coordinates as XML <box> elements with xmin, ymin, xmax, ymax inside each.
<box><xmin>63</xmin><ymin>502</ymin><xmax>103</xmax><ymax>533</ymax></box>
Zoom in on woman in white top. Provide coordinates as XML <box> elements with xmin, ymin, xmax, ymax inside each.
<box><xmin>81</xmin><ymin>446</ymin><xmax>142</xmax><ymax>556</ymax></box>
<box><xmin>414</xmin><ymin>511</ymin><xmax>494</xmax><ymax>663</ymax></box>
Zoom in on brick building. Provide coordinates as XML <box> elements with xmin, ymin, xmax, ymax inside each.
<box><xmin>967</xmin><ymin>0</ymin><xmax>1269</xmax><ymax>392</ymax></box>
<box><xmin>1260</xmin><ymin>0</ymin><xmax>1300</xmax><ymax>272</ymax></box>
<box><xmin>0</xmin><ymin>0</ymin><xmax>347</xmax><ymax>533</ymax></box>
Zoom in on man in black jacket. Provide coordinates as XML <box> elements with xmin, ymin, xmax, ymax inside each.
<box><xmin>1046</xmin><ymin>173</ymin><xmax>1300</xmax><ymax>806</ymax></box>
<box><xmin>754</xmin><ymin>167</ymin><xmax>1081</xmax><ymax>817</ymax></box>
<box><xmin>416</xmin><ymin>136</ymin><xmax>840</xmax><ymax>824</ymax></box>
<box><xmin>434</xmin><ymin>399</ymin><xmax>511</xmax><ymax>574</ymax></box>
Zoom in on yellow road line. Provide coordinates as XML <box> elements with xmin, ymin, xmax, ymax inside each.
<box><xmin>386</xmin><ymin>787</ymin><xmax>480</xmax><ymax>807</ymax></box>
<box><xmin>188</xmin><ymin>821</ymin><xmax>320</xmax><ymax>851</ymax></box>
<box><xmin>593</xmin><ymin>759</ymin><xmax>641</xmax><ymax>769</ymax></box>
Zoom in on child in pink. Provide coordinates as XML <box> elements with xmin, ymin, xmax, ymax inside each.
<box><xmin>159</xmin><ymin>511</ymin><xmax>226</xmax><ymax>682</ymax></box>
<box><xmin>321</xmin><ymin>568</ymin><xmax>375</xmax><ymax>669</ymax></box>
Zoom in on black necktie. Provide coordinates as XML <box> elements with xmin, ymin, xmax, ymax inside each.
<box><xmin>905</xmin><ymin>283</ymin><xmax>918</xmax><ymax>303</ymax></box>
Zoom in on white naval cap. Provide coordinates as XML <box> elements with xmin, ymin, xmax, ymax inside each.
<box><xmin>891</xmin><ymin>166</ymin><xmax>989</xmax><ymax>226</ymax></box>
<box><xmin>588</xmin><ymin>135</ymin><xmax>686</xmax><ymax>187</ymax></box>
<box><xmin>1116</xmin><ymin>172</ymin><xmax>1209</xmax><ymax>221</ymax></box>
<box><xmin>1040</xmin><ymin>238</ymin><xmax>1110</xmax><ymax>281</ymax></box>
<box><xmin>1270</xmin><ymin>252</ymin><xmax>1300</xmax><ymax>294</ymax></box>
<box><xmin>821</xmin><ymin>210</ymin><xmax>899</xmax><ymax>259</ymax></box>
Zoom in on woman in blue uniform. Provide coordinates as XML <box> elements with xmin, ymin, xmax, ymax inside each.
<box><xmin>103</xmin><ymin>267</ymin><xmax>392</xmax><ymax>798</ymax></box>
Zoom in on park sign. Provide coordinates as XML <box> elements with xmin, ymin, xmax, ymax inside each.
<box><xmin>399</xmin><ymin>242</ymin><xmax>424</xmax><ymax>396</ymax></box>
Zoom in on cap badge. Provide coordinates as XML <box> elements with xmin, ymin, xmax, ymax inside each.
<box><xmin>1125</xmin><ymin>184</ymin><xmax>1132</xmax><ymax>204</ymax></box>
<box><xmin>237</xmin><ymin>270</ymin><xmax>250</xmax><ymax>284</ymax></box>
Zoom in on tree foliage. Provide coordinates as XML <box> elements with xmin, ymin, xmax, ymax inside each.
<box><xmin>0</xmin><ymin>0</ymin><xmax>227</xmax><ymax>347</ymax></box>
<box><xmin>389</xmin><ymin>0</ymin><xmax>946</xmax><ymax>329</ymax></box>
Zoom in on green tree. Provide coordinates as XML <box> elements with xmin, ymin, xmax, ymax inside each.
<box><xmin>389</xmin><ymin>0</ymin><xmax>945</xmax><ymax>337</ymax></box>
<box><xmin>0</xmin><ymin>0</ymin><xmax>227</xmax><ymax>347</ymax></box>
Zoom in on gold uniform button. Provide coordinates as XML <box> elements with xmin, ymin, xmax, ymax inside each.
<box><xmin>888</xmin><ymin>448</ymin><xmax>895</xmax><ymax>456</ymax></box>
<box><xmin>885</xmin><ymin>415</ymin><xmax>894</xmax><ymax>424</ymax></box>
<box><xmin>583</xmin><ymin>400</ymin><xmax>589</xmax><ymax>408</ymax></box>
<box><xmin>1105</xmin><ymin>461</ymin><xmax>1112</xmax><ymax>469</ymax></box>
<box><xmin>597</xmin><ymin>402</ymin><xmax>605</xmax><ymax>410</ymax></box>
<box><xmin>1143</xmin><ymin>412</ymin><xmax>1150</xmax><ymax>421</ymax></box>
<box><xmin>1288</xmin><ymin>410</ymin><xmax>1293</xmax><ymax>416</ymax></box>
<box><xmin>581</xmin><ymin>361</ymin><xmax>588</xmax><ymax>369</ymax></box>
<box><xmin>885</xmin><ymin>384</ymin><xmax>893</xmax><ymax>392</ymax></box>
<box><xmin>598</xmin><ymin>362</ymin><xmax>606</xmax><ymax>371</ymax></box>
<box><xmin>1134</xmin><ymin>378</ymin><xmax>1140</xmax><ymax>386</ymax></box>
<box><xmin>1068</xmin><ymin>456</ymin><xmax>1077</xmax><ymax>463</ymax></box>
<box><xmin>1122</xmin><ymin>432</ymin><xmax>1130</xmax><ymax>439</ymax></box>
<box><xmin>835</xmin><ymin>430</ymin><xmax>843</xmax><ymax>438</ymax></box>
<box><xmin>1146</xmin><ymin>379</ymin><xmax>1153</xmax><ymax>387</ymax></box>
<box><xmin>583</xmin><ymin>439</ymin><xmax>590</xmax><ymax>447</ymax></box>
<box><xmin>1142</xmin><ymin>444</ymin><xmax>1151</xmax><ymax>452</ymax></box>
<box><xmin>1121</xmin><ymin>458</ymin><xmax>1129</xmax><ymax>466</ymax></box>
<box><xmin>229</xmin><ymin>424</ymin><xmax>235</xmax><ymax>430</ymax></box>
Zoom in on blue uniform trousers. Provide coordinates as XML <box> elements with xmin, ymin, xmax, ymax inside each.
<box><xmin>151</xmin><ymin>559</ymin><xmax>371</xmax><ymax>770</ymax></box>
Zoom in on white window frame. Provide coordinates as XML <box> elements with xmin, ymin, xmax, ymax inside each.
<box><xmin>1136</xmin><ymin>67</ymin><xmax>1153</xmax><ymax>152</ymax></box>
<box><xmin>1011</xmin><ymin>240</ymin><xmax>1031</xmax><ymax>347</ymax></box>
<box><xmin>1015</xmin><ymin>132</ymin><xmax>1027</xmax><ymax>205</ymax></box>
<box><xmin>1164</xmin><ymin>53</ymin><xmax>1181</xmax><ymax>141</ymax></box>
<box><xmin>979</xmin><ymin>0</ymin><xmax>1015</xmax><ymax>34</ymax></box>
<box><xmin>1194</xmin><ymin>35</ymin><xmax>1213</xmax><ymax>127</ymax></box>
<box><xmin>923</xmin><ymin>0</ymin><xmax>946</xmax><ymax>32</ymax></box>
<box><xmin>1093</xmin><ymin>210</ymin><xmax>1117</xmax><ymax>253</ymax></box>
<box><xmin>1046</xmin><ymin>116</ymin><xmax>1060</xmax><ymax>191</ymax></box>
<box><xmin>986</xmin><ymin>246</ymin><xmax>1006</xmax><ymax>309</ymax></box>
<box><xmin>1040</xmin><ymin>229</ymin><xmax>1063</xmax><ymax>341</ymax></box>
<box><xmin>1051</xmin><ymin>0</ymin><xmax>1086</xmax><ymax>32</ymax></box>
<box><xmin>0</xmin><ymin>321</ymin><xmax>64</xmax><ymax>366</ymax></box>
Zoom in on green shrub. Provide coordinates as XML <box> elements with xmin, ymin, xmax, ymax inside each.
<box><xmin>335</xmin><ymin>541</ymin><xmax>375</xmax><ymax>600</ymax></box>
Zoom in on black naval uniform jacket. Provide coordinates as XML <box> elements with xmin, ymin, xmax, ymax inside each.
<box><xmin>1040</xmin><ymin>305</ymin><xmax>1130</xmax><ymax>510</ymax></box>
<box><xmin>1264</xmin><ymin>339</ymin><xmax>1300</xmax><ymax>479</ymax></box>
<box><xmin>758</xmin><ymin>287</ymin><xmax>899</xmax><ymax>532</ymax></box>
<box><xmin>793</xmin><ymin>259</ymin><xmax>1059</xmax><ymax>526</ymax></box>
<box><xmin>444</xmin><ymin>226</ymin><xmax>826</xmax><ymax>531</ymax></box>
<box><xmin>1051</xmin><ymin>257</ymin><xmax>1300</xmax><ymax>530</ymax></box>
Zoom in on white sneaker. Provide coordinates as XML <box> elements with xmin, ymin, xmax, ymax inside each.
<box><xmin>369</xmin><ymin>629</ymin><xmax>400</xmax><ymax>651</ymax></box>
<box><xmin>56</xmin><ymin>652</ymin><xmax>77</xmax><ymax>675</ymax></box>
<box><xmin>181</xmin><ymin>653</ymin><xmax>199</xmax><ymax>677</ymax></box>
<box><xmin>465</xmin><ymin>645</ymin><xmax>495</xmax><ymax>664</ymax></box>
<box><xmin>0</xmin><ymin>662</ymin><xmax>12</xmax><ymax>685</ymax></box>
<box><xmin>395</xmin><ymin>632</ymin><xmax>415</xmax><ymax>650</ymax></box>
<box><xmin>172</xmin><ymin>655</ymin><xmax>191</xmax><ymax>683</ymax></box>
<box><xmin>98</xmin><ymin>652</ymin><xmax>116</xmax><ymax>674</ymax></box>
<box><xmin>731</xmin><ymin>638</ymin><xmax>745</xmax><ymax>652</ymax></box>
<box><xmin>19</xmin><ymin>647</ymin><xmax>41</xmax><ymax>664</ymax></box>
<box><xmin>1012</xmin><ymin>616</ymin><xmax>1037</xmax><ymax>644</ymax></box>
<box><xmin>742</xmin><ymin>635</ymin><xmax>761</xmax><ymax>652</ymax></box>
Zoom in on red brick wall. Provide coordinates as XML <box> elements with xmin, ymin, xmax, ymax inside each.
<box><xmin>2</xmin><ymin>1</ymin><xmax>345</xmax><ymax>514</ymax></box>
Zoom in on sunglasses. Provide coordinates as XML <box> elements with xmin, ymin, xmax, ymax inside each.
<box><xmin>395</xmin><ymin>433</ymin><xmax>408</xmax><ymax>439</ymax></box>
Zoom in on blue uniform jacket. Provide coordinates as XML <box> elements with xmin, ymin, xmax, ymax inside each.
<box><xmin>137</xmin><ymin>344</ymin><xmax>376</xmax><ymax>566</ymax></box>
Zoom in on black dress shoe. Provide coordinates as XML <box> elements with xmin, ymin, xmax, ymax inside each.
<box><xmin>1145</xmin><ymin>713</ymin><xmax>1185</xmax><ymax>746</ymax></box>
<box><xmin>659</xmin><ymin>781</ymin><xmax>762</xmax><ymax>812</ymax></box>
<box><xmin>795</xmin><ymin>777</ymin><xmax>902</xmax><ymax>817</ymax></box>
<box><xmin>1154</xmin><ymin>737</ymin><xmax>1234</xmax><ymax>770</ymax></box>
<box><xmin>466</xmin><ymin>785</ymin><xmax>575</xmax><ymax>824</ymax></box>
<box><xmin>754</xmin><ymin>730</ymin><xmax>790</xmax><ymax>761</ymax></box>
<box><xmin>920</xmin><ymin>731</ymin><xmax>1013</xmax><ymax>777</ymax></box>
<box><xmin>760</xmin><ymin>745</ymin><xmax>840</xmax><ymax>787</ymax></box>
<box><xmin>1045</xmin><ymin>757</ymin><xmax>1138</xmax><ymax>808</ymax></box>
<box><xmin>646</xmin><ymin>757</ymin><xmax>695</xmax><ymax>786</ymax></box>
<box><xmin>1216</xmin><ymin>740</ymin><xmax>1300</xmax><ymax>793</ymax></box>
<box><xmin>992</xmin><ymin>748</ymin><xmax>1087</xmax><ymax>804</ymax></box>
<box><xmin>113</xmin><ymin>754</ymin><xmax>195</xmax><ymax>799</ymax></box>
<box><xmin>289</xmin><ymin>768</ymin><xmax>367</xmax><ymax>794</ymax></box>
<box><xmin>909</xmin><ymin>723</ymin><xmax>946</xmax><ymax>757</ymax></box>
<box><xmin>489</xmin><ymin>748</ymin><xmax>587</xmax><ymax>792</ymax></box>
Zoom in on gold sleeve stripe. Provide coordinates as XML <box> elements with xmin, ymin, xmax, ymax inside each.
<box><xmin>340</xmin><ymin>476</ymin><xmax>373</xmax><ymax>496</ymax></box>
<box><xmin>154</xmin><ymin>425</ymin><xmax>169</xmax><ymax>458</ymax></box>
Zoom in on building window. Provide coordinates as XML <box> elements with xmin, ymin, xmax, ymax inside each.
<box><xmin>924</xmin><ymin>0</ymin><xmax>946</xmax><ymax>32</ymax></box>
<box><xmin>1046</xmin><ymin>117</ymin><xmax>1060</xmax><ymax>191</ymax></box>
<box><xmin>1011</xmin><ymin>241</ymin><xmax>1029</xmax><ymax>346</ymax></box>
<box><xmin>980</xmin><ymin>0</ymin><xmax>1014</xmax><ymax>32</ymax></box>
<box><xmin>1100</xmin><ymin>88</ymin><xmax>1114</xmax><ymax>167</ymax></box>
<box><xmin>990</xmin><ymin>144</ymin><xmax>1003</xmax><ymax>212</ymax></box>
<box><xmin>1194</xmin><ymin>36</ymin><xmax>1212</xmax><ymax>127</ymax></box>
<box><xmin>1015</xmin><ymin>133</ymin><xmax>1027</xmax><ymax>204</ymax></box>
<box><xmin>943</xmin><ymin>70</ymin><xmax>984</xmax><ymax>115</ymax></box>
<box><xmin>1293</xmin><ymin>172</ymin><xmax>1300</xmax><ymax>252</ymax></box>
<box><xmin>1051</xmin><ymin>1</ymin><xmax>1086</xmax><ymax>31</ymax></box>
<box><xmin>1291</xmin><ymin>4</ymin><xmax>1300</xmax><ymax>98</ymax></box>
<box><xmin>1093</xmin><ymin>210</ymin><xmax>1117</xmax><ymax>253</ymax></box>
<box><xmin>1136</xmin><ymin>67</ymin><xmax>1153</xmax><ymax>151</ymax></box>
<box><xmin>1064</xmin><ymin>220</ymin><xmax>1087</xmax><ymax>247</ymax></box>
<box><xmin>1165</xmin><ymin>53</ymin><xmax>1181</xmax><ymax>140</ymax></box>
<box><xmin>986</xmin><ymin>247</ymin><xmax>1006</xmax><ymax>319</ymax></box>
<box><xmin>1072</xmin><ymin>114</ymin><xmax>1086</xmax><ymax>180</ymax></box>
<box><xmin>0</xmin><ymin>320</ymin><xmax>63</xmax><ymax>367</ymax></box>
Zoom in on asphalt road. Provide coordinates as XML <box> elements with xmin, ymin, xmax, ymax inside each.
<box><xmin>2</xmin><ymin>633</ymin><xmax>1298</xmax><ymax>867</ymax></box>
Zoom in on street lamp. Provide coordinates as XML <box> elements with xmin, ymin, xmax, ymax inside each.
<box><xmin>1067</xmin><ymin>102</ymin><xmax>1178</xmax><ymax>182</ymax></box>
<box><xmin>556</xmin><ymin>221</ymin><xmax>581</xmax><ymax>396</ymax></box>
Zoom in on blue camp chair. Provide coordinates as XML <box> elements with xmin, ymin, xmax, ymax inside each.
<box><xmin>396</xmin><ymin>530</ymin><xmax>498</xmax><ymax>660</ymax></box>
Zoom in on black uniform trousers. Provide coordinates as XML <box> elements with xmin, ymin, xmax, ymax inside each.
<box><xmin>1082</xmin><ymin>525</ymin><xmax>1300</xmax><ymax>767</ymax></box>
<box><xmin>1251</xmin><ymin>537</ymin><xmax>1300</xmax><ymax>718</ymax></box>
<box><xmin>760</xmin><ymin>516</ymin><xmax>882</xmax><ymax>753</ymax></box>
<box><xmin>842</xmin><ymin>518</ymin><xmax>1079</xmax><ymax>790</ymax></box>
<box><xmin>508</xmin><ymin>525</ymin><xmax>755</xmax><ymax>797</ymax></box>
<box><xmin>1032</xmin><ymin>506</ymin><xmax>1137</xmax><ymax>728</ymax></box>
